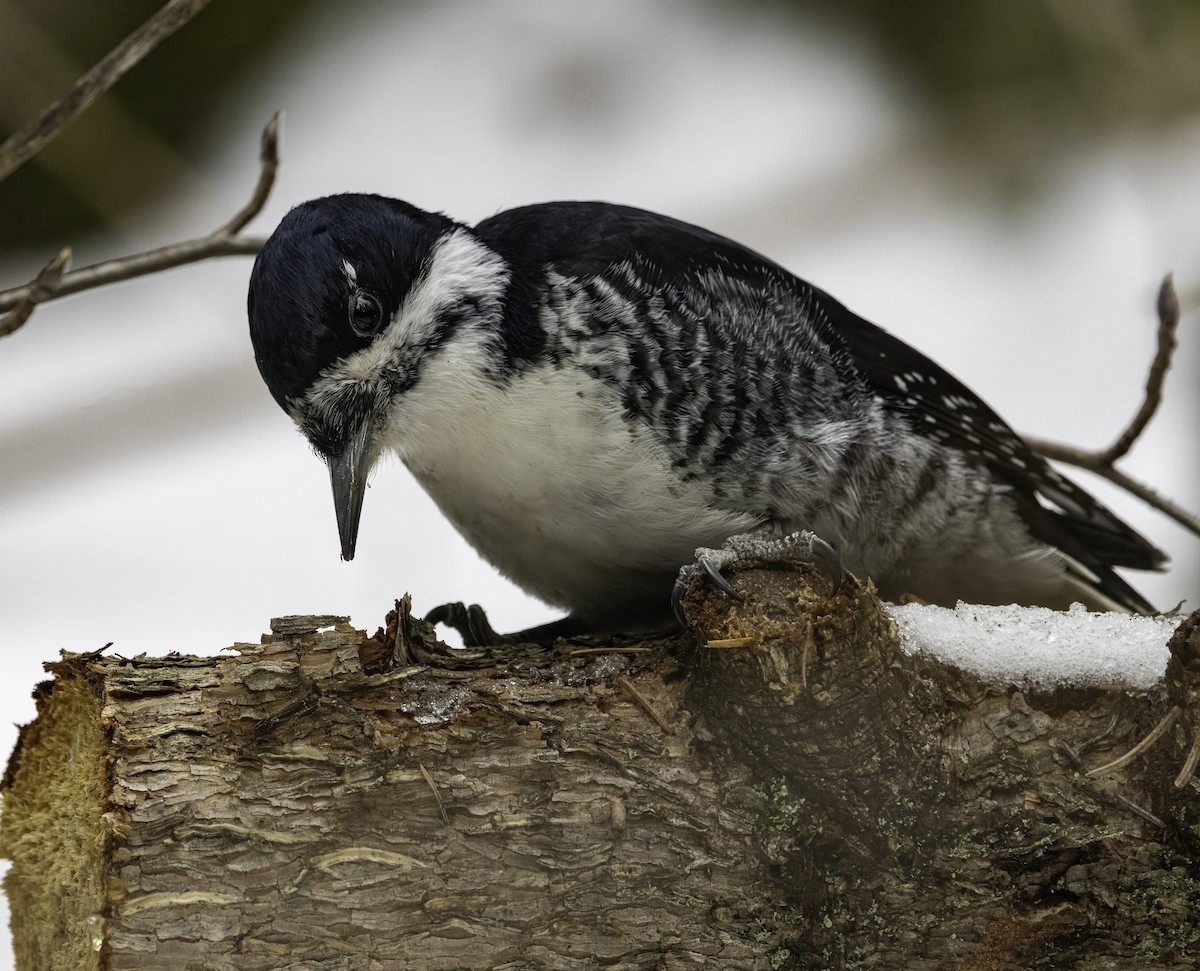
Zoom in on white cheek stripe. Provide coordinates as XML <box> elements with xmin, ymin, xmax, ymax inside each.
<box><xmin>292</xmin><ymin>228</ymin><xmax>510</xmax><ymax>422</ymax></box>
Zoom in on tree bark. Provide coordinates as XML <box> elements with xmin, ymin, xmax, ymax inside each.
<box><xmin>2</xmin><ymin>569</ymin><xmax>1198</xmax><ymax>970</ymax></box>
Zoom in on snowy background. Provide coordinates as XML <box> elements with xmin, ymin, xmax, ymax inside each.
<box><xmin>1</xmin><ymin>2</ymin><xmax>1198</xmax><ymax>963</ymax></box>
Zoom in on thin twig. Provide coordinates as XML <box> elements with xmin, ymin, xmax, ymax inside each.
<box><xmin>0</xmin><ymin>113</ymin><xmax>279</xmax><ymax>332</ymax></box>
<box><xmin>1086</xmin><ymin>705</ymin><xmax>1180</xmax><ymax>777</ymax></box>
<box><xmin>0</xmin><ymin>248</ymin><xmax>71</xmax><ymax>339</ymax></box>
<box><xmin>1023</xmin><ymin>274</ymin><xmax>1198</xmax><ymax>539</ymax></box>
<box><xmin>1057</xmin><ymin>740</ymin><xmax>1086</xmax><ymax>771</ymax></box>
<box><xmin>0</xmin><ymin>234</ymin><xmax>267</xmax><ymax>313</ymax></box>
<box><xmin>79</xmin><ymin>641</ymin><xmax>116</xmax><ymax>664</ymax></box>
<box><xmin>1173</xmin><ymin>730</ymin><xmax>1200</xmax><ymax>789</ymax></box>
<box><xmin>220</xmin><ymin>113</ymin><xmax>281</xmax><ymax>236</ymax></box>
<box><xmin>1102</xmin><ymin>276</ymin><xmax>1179</xmax><ymax>464</ymax></box>
<box><xmin>705</xmin><ymin>637</ymin><xmax>757</xmax><ymax>649</ymax></box>
<box><xmin>1103</xmin><ymin>787</ymin><xmax>1165</xmax><ymax>828</ymax></box>
<box><xmin>0</xmin><ymin>0</ymin><xmax>214</xmax><ymax>183</ymax></box>
<box><xmin>1062</xmin><ymin>737</ymin><xmax>1165</xmax><ymax>826</ymax></box>
<box><xmin>418</xmin><ymin>763</ymin><xmax>450</xmax><ymax>825</ymax></box>
<box><xmin>1079</xmin><ymin>713</ymin><xmax>1121</xmax><ymax>756</ymax></box>
<box><xmin>615</xmin><ymin>675</ymin><xmax>673</xmax><ymax>734</ymax></box>
<box><xmin>1026</xmin><ymin>443</ymin><xmax>1200</xmax><ymax>539</ymax></box>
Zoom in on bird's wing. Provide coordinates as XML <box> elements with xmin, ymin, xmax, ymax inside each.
<box><xmin>476</xmin><ymin>202</ymin><xmax>1166</xmax><ymax>612</ymax></box>
<box><xmin>817</xmin><ymin>293</ymin><xmax>1168</xmax><ymax>593</ymax></box>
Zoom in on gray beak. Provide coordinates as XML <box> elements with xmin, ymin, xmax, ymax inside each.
<box><xmin>327</xmin><ymin>427</ymin><xmax>374</xmax><ymax>561</ymax></box>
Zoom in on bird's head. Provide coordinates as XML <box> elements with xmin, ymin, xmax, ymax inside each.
<box><xmin>247</xmin><ymin>193</ymin><xmax>498</xmax><ymax>560</ymax></box>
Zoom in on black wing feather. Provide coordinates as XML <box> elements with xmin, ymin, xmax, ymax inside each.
<box><xmin>815</xmin><ymin>293</ymin><xmax>1166</xmax><ymax>576</ymax></box>
<box><xmin>477</xmin><ymin>201</ymin><xmax>1166</xmax><ymax>612</ymax></box>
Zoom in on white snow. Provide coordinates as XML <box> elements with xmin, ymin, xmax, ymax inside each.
<box><xmin>889</xmin><ymin>601</ymin><xmax>1181</xmax><ymax>689</ymax></box>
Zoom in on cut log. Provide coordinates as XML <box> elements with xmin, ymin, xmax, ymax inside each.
<box><xmin>2</xmin><ymin>572</ymin><xmax>1198</xmax><ymax>970</ymax></box>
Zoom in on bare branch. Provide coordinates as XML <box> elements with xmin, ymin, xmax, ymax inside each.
<box><xmin>0</xmin><ymin>113</ymin><xmax>280</xmax><ymax>334</ymax></box>
<box><xmin>1027</xmin><ymin>440</ymin><xmax>1200</xmax><ymax>539</ymax></box>
<box><xmin>1023</xmin><ymin>274</ymin><xmax>1198</xmax><ymax>540</ymax></box>
<box><xmin>1101</xmin><ymin>275</ymin><xmax>1179</xmax><ymax>464</ymax></box>
<box><xmin>0</xmin><ymin>0</ymin><xmax>214</xmax><ymax>183</ymax></box>
<box><xmin>220</xmin><ymin>113</ymin><xmax>281</xmax><ymax>236</ymax></box>
<box><xmin>0</xmin><ymin>248</ymin><xmax>71</xmax><ymax>339</ymax></box>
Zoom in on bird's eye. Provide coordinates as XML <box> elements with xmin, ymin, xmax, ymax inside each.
<box><xmin>348</xmin><ymin>289</ymin><xmax>385</xmax><ymax>338</ymax></box>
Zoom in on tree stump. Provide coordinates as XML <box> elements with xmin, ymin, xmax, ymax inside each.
<box><xmin>2</xmin><ymin>569</ymin><xmax>1198</xmax><ymax>970</ymax></box>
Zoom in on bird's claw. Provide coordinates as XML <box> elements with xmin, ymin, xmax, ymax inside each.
<box><xmin>424</xmin><ymin>601</ymin><xmax>501</xmax><ymax>647</ymax></box>
<box><xmin>671</xmin><ymin>529</ymin><xmax>843</xmax><ymax>626</ymax></box>
<box><xmin>700</xmin><ymin>552</ymin><xmax>742</xmax><ymax>599</ymax></box>
<box><xmin>805</xmin><ymin>534</ymin><xmax>843</xmax><ymax>593</ymax></box>
<box><xmin>671</xmin><ymin>551</ymin><xmax>746</xmax><ymax>626</ymax></box>
<box><xmin>425</xmin><ymin>603</ymin><xmax>593</xmax><ymax>647</ymax></box>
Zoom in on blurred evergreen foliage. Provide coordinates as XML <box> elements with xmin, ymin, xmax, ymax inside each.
<box><xmin>3</xmin><ymin>0</ymin><xmax>1200</xmax><ymax>256</ymax></box>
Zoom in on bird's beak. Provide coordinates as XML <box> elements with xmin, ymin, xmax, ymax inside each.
<box><xmin>327</xmin><ymin>427</ymin><xmax>374</xmax><ymax>561</ymax></box>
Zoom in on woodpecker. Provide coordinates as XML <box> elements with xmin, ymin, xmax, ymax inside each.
<box><xmin>247</xmin><ymin>194</ymin><xmax>1166</xmax><ymax>643</ymax></box>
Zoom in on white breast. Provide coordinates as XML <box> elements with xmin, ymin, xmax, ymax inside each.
<box><xmin>380</xmin><ymin>351</ymin><xmax>757</xmax><ymax>620</ymax></box>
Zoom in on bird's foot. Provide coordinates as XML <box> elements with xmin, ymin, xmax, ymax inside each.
<box><xmin>672</xmin><ymin>529</ymin><xmax>842</xmax><ymax>625</ymax></box>
<box><xmin>424</xmin><ymin>602</ymin><xmax>590</xmax><ymax>647</ymax></box>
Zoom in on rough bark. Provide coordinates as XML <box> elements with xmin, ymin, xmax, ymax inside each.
<box><xmin>2</xmin><ymin>568</ymin><xmax>1198</xmax><ymax>971</ymax></box>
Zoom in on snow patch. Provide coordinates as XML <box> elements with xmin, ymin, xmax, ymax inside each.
<box><xmin>888</xmin><ymin>602</ymin><xmax>1179</xmax><ymax>689</ymax></box>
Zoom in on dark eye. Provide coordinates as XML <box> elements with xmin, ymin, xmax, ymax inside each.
<box><xmin>348</xmin><ymin>289</ymin><xmax>384</xmax><ymax>338</ymax></box>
